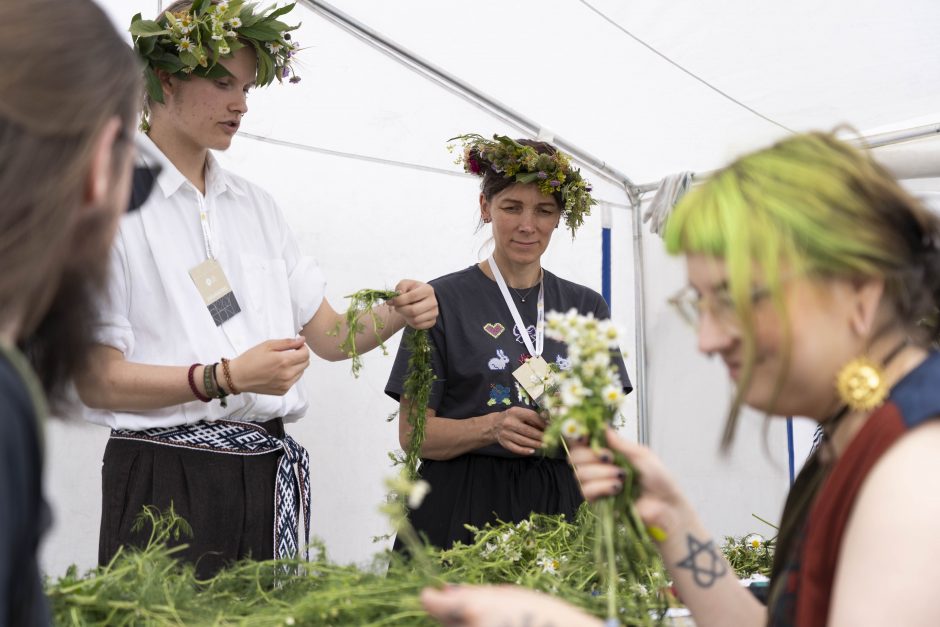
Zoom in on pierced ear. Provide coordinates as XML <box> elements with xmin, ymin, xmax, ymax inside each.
<box><xmin>84</xmin><ymin>117</ymin><xmax>121</xmax><ymax>207</ymax></box>
<box><xmin>850</xmin><ymin>278</ymin><xmax>886</xmax><ymax>338</ymax></box>
<box><xmin>479</xmin><ymin>193</ymin><xmax>491</xmax><ymax>223</ymax></box>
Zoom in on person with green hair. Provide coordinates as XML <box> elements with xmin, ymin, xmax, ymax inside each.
<box><xmin>420</xmin><ymin>131</ymin><xmax>940</xmax><ymax>626</ymax></box>
<box><xmin>75</xmin><ymin>0</ymin><xmax>438</xmax><ymax>578</ymax></box>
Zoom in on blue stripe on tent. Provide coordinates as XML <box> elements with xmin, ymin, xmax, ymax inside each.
<box><xmin>786</xmin><ymin>416</ymin><xmax>795</xmax><ymax>486</ymax></box>
<box><xmin>602</xmin><ymin>227</ymin><xmax>611</xmax><ymax>307</ymax></box>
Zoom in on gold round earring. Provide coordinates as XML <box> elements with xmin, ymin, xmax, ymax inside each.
<box><xmin>835</xmin><ymin>356</ymin><xmax>888</xmax><ymax>412</ymax></box>
<box><xmin>834</xmin><ymin>339</ymin><xmax>909</xmax><ymax>412</ymax></box>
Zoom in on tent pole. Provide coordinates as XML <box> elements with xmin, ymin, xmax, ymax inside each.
<box><xmin>302</xmin><ymin>0</ymin><xmax>653</xmax><ymax>444</ymax></box>
<box><xmin>635</xmin><ymin>122</ymin><xmax>940</xmax><ymax>194</ymax></box>
<box><xmin>300</xmin><ymin>1</ymin><xmax>638</xmax><ymax>191</ymax></box>
<box><xmin>628</xmin><ymin>186</ymin><xmax>651</xmax><ymax>445</ymax></box>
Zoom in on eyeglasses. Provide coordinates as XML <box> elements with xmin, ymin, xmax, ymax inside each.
<box><xmin>127</xmin><ymin>142</ymin><xmax>163</xmax><ymax>213</ymax></box>
<box><xmin>668</xmin><ymin>284</ymin><xmax>772</xmax><ymax>331</ymax></box>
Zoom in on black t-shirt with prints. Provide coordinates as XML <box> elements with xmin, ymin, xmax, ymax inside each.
<box><xmin>386</xmin><ymin>265</ymin><xmax>631</xmax><ymax>458</ymax></box>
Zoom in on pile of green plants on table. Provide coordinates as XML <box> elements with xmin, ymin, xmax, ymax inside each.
<box><xmin>47</xmin><ymin>505</ymin><xmax>674</xmax><ymax>626</ymax></box>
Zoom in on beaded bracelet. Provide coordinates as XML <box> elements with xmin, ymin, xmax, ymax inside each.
<box><xmin>202</xmin><ymin>363</ymin><xmax>228</xmax><ymax>407</ymax></box>
<box><xmin>203</xmin><ymin>362</ymin><xmax>218</xmax><ymax>398</ymax></box>
<box><xmin>221</xmin><ymin>357</ymin><xmax>240</xmax><ymax>395</ymax></box>
<box><xmin>187</xmin><ymin>363</ymin><xmax>211</xmax><ymax>403</ymax></box>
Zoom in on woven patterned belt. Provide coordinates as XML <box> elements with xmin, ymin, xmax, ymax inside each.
<box><xmin>110</xmin><ymin>419</ymin><xmax>311</xmax><ymax>561</ymax></box>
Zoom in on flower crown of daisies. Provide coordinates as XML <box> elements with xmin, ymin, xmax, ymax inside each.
<box><xmin>130</xmin><ymin>0</ymin><xmax>300</xmax><ymax>107</ymax></box>
<box><xmin>449</xmin><ymin>133</ymin><xmax>597</xmax><ymax>235</ymax></box>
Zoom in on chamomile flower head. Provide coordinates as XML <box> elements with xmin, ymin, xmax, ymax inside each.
<box><xmin>130</xmin><ymin>0</ymin><xmax>300</xmax><ymax>111</ymax></box>
<box><xmin>561</xmin><ymin>418</ymin><xmax>586</xmax><ymax>440</ymax></box>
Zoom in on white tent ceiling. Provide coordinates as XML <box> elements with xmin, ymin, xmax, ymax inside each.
<box><xmin>42</xmin><ymin>0</ymin><xmax>940</xmax><ymax>576</ymax></box>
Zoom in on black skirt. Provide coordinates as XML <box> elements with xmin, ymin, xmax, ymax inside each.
<box><xmin>98</xmin><ymin>419</ymin><xmax>284</xmax><ymax>579</ymax></box>
<box><xmin>400</xmin><ymin>453</ymin><xmax>583</xmax><ymax>550</ymax></box>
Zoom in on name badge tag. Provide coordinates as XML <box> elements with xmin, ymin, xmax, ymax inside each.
<box><xmin>189</xmin><ymin>259</ymin><xmax>241</xmax><ymax>326</ymax></box>
<box><xmin>512</xmin><ymin>355</ymin><xmax>552</xmax><ymax>405</ymax></box>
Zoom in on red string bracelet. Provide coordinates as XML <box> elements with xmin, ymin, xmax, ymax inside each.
<box><xmin>188</xmin><ymin>363</ymin><xmax>211</xmax><ymax>403</ymax></box>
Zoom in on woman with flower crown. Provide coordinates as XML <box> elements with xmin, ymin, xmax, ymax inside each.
<box><xmin>385</xmin><ymin>135</ymin><xmax>632</xmax><ymax>550</ymax></box>
<box><xmin>75</xmin><ymin>0</ymin><xmax>438</xmax><ymax>578</ymax></box>
<box><xmin>420</xmin><ymin>131</ymin><xmax>940</xmax><ymax>626</ymax></box>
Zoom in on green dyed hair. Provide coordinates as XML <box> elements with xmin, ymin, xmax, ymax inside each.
<box><xmin>663</xmin><ymin>131</ymin><xmax>940</xmax><ymax>447</ymax></box>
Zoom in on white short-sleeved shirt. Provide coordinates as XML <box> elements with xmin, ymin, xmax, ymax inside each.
<box><xmin>81</xmin><ymin>135</ymin><xmax>326</xmax><ymax>430</ymax></box>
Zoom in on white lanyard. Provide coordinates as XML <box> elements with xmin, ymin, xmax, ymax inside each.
<box><xmin>487</xmin><ymin>255</ymin><xmax>543</xmax><ymax>358</ymax></box>
<box><xmin>197</xmin><ymin>192</ymin><xmax>215</xmax><ymax>260</ymax></box>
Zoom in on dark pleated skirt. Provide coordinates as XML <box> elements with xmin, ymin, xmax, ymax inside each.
<box><xmin>98</xmin><ymin>419</ymin><xmax>284</xmax><ymax>579</ymax></box>
<box><xmin>399</xmin><ymin>453</ymin><xmax>583</xmax><ymax>550</ymax></box>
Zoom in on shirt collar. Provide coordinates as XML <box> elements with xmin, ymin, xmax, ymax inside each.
<box><xmin>136</xmin><ymin>133</ymin><xmax>248</xmax><ymax>202</ymax></box>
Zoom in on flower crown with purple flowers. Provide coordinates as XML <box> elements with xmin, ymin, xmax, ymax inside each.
<box><xmin>130</xmin><ymin>0</ymin><xmax>300</xmax><ymax>108</ymax></box>
<box><xmin>449</xmin><ymin>133</ymin><xmax>596</xmax><ymax>235</ymax></box>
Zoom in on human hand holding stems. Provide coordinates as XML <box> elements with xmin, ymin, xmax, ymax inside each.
<box><xmin>489</xmin><ymin>407</ymin><xmax>546</xmax><ymax>455</ymax></box>
<box><xmin>572</xmin><ymin>428</ymin><xmax>765</xmax><ymax>627</ymax></box>
<box><xmin>421</xmin><ymin>584</ymin><xmax>602</xmax><ymax>627</ymax></box>
<box><xmin>226</xmin><ymin>337</ymin><xmax>310</xmax><ymax>395</ymax></box>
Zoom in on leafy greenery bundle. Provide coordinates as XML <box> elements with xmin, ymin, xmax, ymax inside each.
<box><xmin>449</xmin><ymin>133</ymin><xmax>596</xmax><ymax>236</ymax></box>
<box><xmin>47</xmin><ymin>506</ymin><xmax>673</xmax><ymax>626</ymax></box>
<box><xmin>721</xmin><ymin>533</ymin><xmax>776</xmax><ymax>579</ymax></box>
<box><xmin>332</xmin><ymin>289</ymin><xmax>434</xmax><ymax>482</ymax></box>
<box><xmin>130</xmin><ymin>0</ymin><xmax>301</xmax><ymax>106</ymax></box>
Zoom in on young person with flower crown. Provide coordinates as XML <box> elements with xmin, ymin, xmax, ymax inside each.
<box><xmin>75</xmin><ymin>0</ymin><xmax>437</xmax><ymax>578</ymax></box>
<box><xmin>385</xmin><ymin>135</ymin><xmax>631</xmax><ymax>550</ymax></box>
<box><xmin>421</xmin><ymin>132</ymin><xmax>940</xmax><ymax>626</ymax></box>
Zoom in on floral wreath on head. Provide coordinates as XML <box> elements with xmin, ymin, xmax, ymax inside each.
<box><xmin>130</xmin><ymin>0</ymin><xmax>300</xmax><ymax>125</ymax></box>
<box><xmin>449</xmin><ymin>133</ymin><xmax>596</xmax><ymax>236</ymax></box>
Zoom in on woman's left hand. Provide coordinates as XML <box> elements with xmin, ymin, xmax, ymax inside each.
<box><xmin>389</xmin><ymin>279</ymin><xmax>438</xmax><ymax>330</ymax></box>
<box><xmin>421</xmin><ymin>584</ymin><xmax>601</xmax><ymax>627</ymax></box>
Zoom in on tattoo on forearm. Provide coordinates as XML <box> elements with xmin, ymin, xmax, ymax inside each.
<box><xmin>675</xmin><ymin>533</ymin><xmax>727</xmax><ymax>588</ymax></box>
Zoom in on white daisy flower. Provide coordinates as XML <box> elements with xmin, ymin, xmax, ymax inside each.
<box><xmin>560</xmin><ymin>379</ymin><xmax>591</xmax><ymax>407</ymax></box>
<box><xmin>601</xmin><ymin>384</ymin><xmax>623</xmax><ymax>408</ymax></box>
<box><xmin>481</xmin><ymin>542</ymin><xmax>497</xmax><ymax>557</ymax></box>
<box><xmin>266</xmin><ymin>42</ymin><xmax>283</xmax><ymax>54</ymax></box>
<box><xmin>537</xmin><ymin>556</ymin><xmax>560</xmax><ymax>574</ymax></box>
<box><xmin>176</xmin><ymin>37</ymin><xmax>193</xmax><ymax>53</ymax></box>
<box><xmin>407</xmin><ymin>480</ymin><xmax>431</xmax><ymax>509</ymax></box>
<box><xmin>744</xmin><ymin>533</ymin><xmax>764</xmax><ymax>550</ymax></box>
<box><xmin>228</xmin><ymin>17</ymin><xmax>242</xmax><ymax>28</ymax></box>
<box><xmin>561</xmin><ymin>418</ymin><xmax>585</xmax><ymax>439</ymax></box>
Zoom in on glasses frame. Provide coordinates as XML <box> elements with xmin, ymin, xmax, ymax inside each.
<box><xmin>668</xmin><ymin>283</ymin><xmax>772</xmax><ymax>331</ymax></box>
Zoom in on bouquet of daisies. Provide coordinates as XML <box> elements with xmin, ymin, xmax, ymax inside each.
<box><xmin>541</xmin><ymin>309</ymin><xmax>665</xmax><ymax>626</ymax></box>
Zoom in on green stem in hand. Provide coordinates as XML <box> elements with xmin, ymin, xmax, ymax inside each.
<box><xmin>401</xmin><ymin>329</ymin><xmax>434</xmax><ymax>481</ymax></box>
<box><xmin>333</xmin><ymin>288</ymin><xmax>399</xmax><ymax>377</ymax></box>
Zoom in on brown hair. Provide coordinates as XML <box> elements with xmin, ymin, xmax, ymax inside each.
<box><xmin>0</xmin><ymin>0</ymin><xmax>141</xmax><ymax>401</ymax></box>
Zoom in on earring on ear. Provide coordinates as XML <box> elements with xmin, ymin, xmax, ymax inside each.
<box><xmin>834</xmin><ymin>339</ymin><xmax>908</xmax><ymax>412</ymax></box>
<box><xmin>483</xmin><ymin>217</ymin><xmax>491</xmax><ymax>224</ymax></box>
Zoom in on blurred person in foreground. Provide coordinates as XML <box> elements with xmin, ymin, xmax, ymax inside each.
<box><xmin>0</xmin><ymin>0</ymin><xmax>141</xmax><ymax>624</ymax></box>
